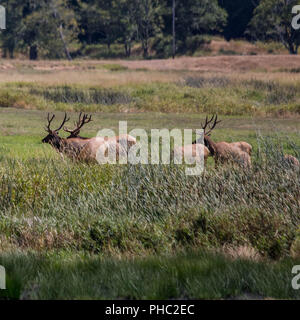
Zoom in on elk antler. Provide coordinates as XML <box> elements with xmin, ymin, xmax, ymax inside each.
<box><xmin>201</xmin><ymin>114</ymin><xmax>221</xmax><ymax>136</ymax></box>
<box><xmin>45</xmin><ymin>113</ymin><xmax>70</xmax><ymax>133</ymax></box>
<box><xmin>64</xmin><ymin>112</ymin><xmax>92</xmax><ymax>137</ymax></box>
<box><xmin>45</xmin><ymin>113</ymin><xmax>55</xmax><ymax>133</ymax></box>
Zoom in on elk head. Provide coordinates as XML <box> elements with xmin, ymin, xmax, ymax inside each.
<box><xmin>42</xmin><ymin>113</ymin><xmax>70</xmax><ymax>148</ymax></box>
<box><xmin>64</xmin><ymin>112</ymin><xmax>92</xmax><ymax>139</ymax></box>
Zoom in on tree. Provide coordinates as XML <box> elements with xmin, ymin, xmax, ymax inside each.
<box><xmin>79</xmin><ymin>0</ymin><xmax>121</xmax><ymax>51</ymax></box>
<box><xmin>134</xmin><ymin>0</ymin><xmax>164</xmax><ymax>58</ymax></box>
<box><xmin>77</xmin><ymin>1</ymin><xmax>104</xmax><ymax>45</ymax></box>
<box><xmin>115</xmin><ymin>0</ymin><xmax>138</xmax><ymax>57</ymax></box>
<box><xmin>248</xmin><ymin>0</ymin><xmax>300</xmax><ymax>54</ymax></box>
<box><xmin>0</xmin><ymin>0</ymin><xmax>25</xmax><ymax>58</ymax></box>
<box><xmin>18</xmin><ymin>0</ymin><xmax>78</xmax><ymax>60</ymax></box>
<box><xmin>172</xmin><ymin>0</ymin><xmax>175</xmax><ymax>59</ymax></box>
<box><xmin>174</xmin><ymin>0</ymin><xmax>227</xmax><ymax>53</ymax></box>
<box><xmin>50</xmin><ymin>0</ymin><xmax>73</xmax><ymax>60</ymax></box>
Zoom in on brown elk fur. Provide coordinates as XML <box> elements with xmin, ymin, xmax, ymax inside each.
<box><xmin>173</xmin><ymin>144</ymin><xmax>210</xmax><ymax>165</ymax></box>
<box><xmin>197</xmin><ymin>115</ymin><xmax>251</xmax><ymax>168</ymax></box>
<box><xmin>205</xmin><ymin>136</ymin><xmax>251</xmax><ymax>168</ymax></box>
<box><xmin>64</xmin><ymin>113</ymin><xmax>136</xmax><ymax>163</ymax></box>
<box><xmin>229</xmin><ymin>141</ymin><xmax>252</xmax><ymax>156</ymax></box>
<box><xmin>78</xmin><ymin>134</ymin><xmax>136</xmax><ymax>163</ymax></box>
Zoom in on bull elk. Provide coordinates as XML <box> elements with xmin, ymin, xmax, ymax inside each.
<box><xmin>42</xmin><ymin>113</ymin><xmax>85</xmax><ymax>160</ymax></box>
<box><xmin>65</xmin><ymin>112</ymin><xmax>136</xmax><ymax>150</ymax></box>
<box><xmin>63</xmin><ymin>113</ymin><xmax>136</xmax><ymax>163</ymax></box>
<box><xmin>43</xmin><ymin>112</ymin><xmax>136</xmax><ymax>163</ymax></box>
<box><xmin>194</xmin><ymin>115</ymin><xmax>251</xmax><ymax>168</ymax></box>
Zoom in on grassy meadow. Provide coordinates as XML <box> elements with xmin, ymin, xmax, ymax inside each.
<box><xmin>0</xmin><ymin>56</ymin><xmax>300</xmax><ymax>299</ymax></box>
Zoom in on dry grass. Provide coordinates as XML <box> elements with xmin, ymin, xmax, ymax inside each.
<box><xmin>207</xmin><ymin>38</ymin><xmax>286</xmax><ymax>55</ymax></box>
<box><xmin>1</xmin><ymin>55</ymin><xmax>300</xmax><ymax>87</ymax></box>
<box><xmin>119</xmin><ymin>55</ymin><xmax>300</xmax><ymax>72</ymax></box>
<box><xmin>0</xmin><ymin>68</ymin><xmax>176</xmax><ymax>87</ymax></box>
<box><xmin>222</xmin><ymin>245</ymin><xmax>262</xmax><ymax>261</ymax></box>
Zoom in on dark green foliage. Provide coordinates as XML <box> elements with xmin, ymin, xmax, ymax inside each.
<box><xmin>218</xmin><ymin>0</ymin><xmax>258</xmax><ymax>40</ymax></box>
<box><xmin>0</xmin><ymin>0</ymin><xmax>229</xmax><ymax>59</ymax></box>
<box><xmin>0</xmin><ymin>0</ymin><xmax>78</xmax><ymax>60</ymax></box>
<box><xmin>248</xmin><ymin>0</ymin><xmax>300</xmax><ymax>54</ymax></box>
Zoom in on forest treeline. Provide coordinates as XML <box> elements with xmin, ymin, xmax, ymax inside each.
<box><xmin>0</xmin><ymin>0</ymin><xmax>299</xmax><ymax>60</ymax></box>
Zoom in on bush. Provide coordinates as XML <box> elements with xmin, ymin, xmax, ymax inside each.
<box><xmin>152</xmin><ymin>35</ymin><xmax>211</xmax><ymax>58</ymax></box>
<box><xmin>177</xmin><ymin>35</ymin><xmax>211</xmax><ymax>55</ymax></box>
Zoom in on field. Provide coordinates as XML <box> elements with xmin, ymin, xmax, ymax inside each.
<box><xmin>0</xmin><ymin>56</ymin><xmax>300</xmax><ymax>300</ymax></box>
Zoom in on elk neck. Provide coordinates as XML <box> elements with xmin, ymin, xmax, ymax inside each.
<box><xmin>204</xmin><ymin>135</ymin><xmax>216</xmax><ymax>156</ymax></box>
<box><xmin>50</xmin><ymin>135</ymin><xmax>71</xmax><ymax>153</ymax></box>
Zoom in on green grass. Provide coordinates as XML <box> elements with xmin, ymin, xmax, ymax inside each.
<box><xmin>1</xmin><ymin>108</ymin><xmax>300</xmax><ymax>159</ymax></box>
<box><xmin>99</xmin><ymin>64</ymin><xmax>129</xmax><ymax>72</ymax></box>
<box><xmin>0</xmin><ymin>250</ymin><xmax>299</xmax><ymax>300</ymax></box>
<box><xmin>0</xmin><ymin>109</ymin><xmax>299</xmax><ymax>262</ymax></box>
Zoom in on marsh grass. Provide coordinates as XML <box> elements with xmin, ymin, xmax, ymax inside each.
<box><xmin>0</xmin><ymin>125</ymin><xmax>299</xmax><ymax>299</ymax></box>
<box><xmin>29</xmin><ymin>86</ymin><xmax>133</xmax><ymax>105</ymax></box>
<box><xmin>184</xmin><ymin>76</ymin><xmax>231</xmax><ymax>88</ymax></box>
<box><xmin>0</xmin><ymin>136</ymin><xmax>299</xmax><ymax>260</ymax></box>
<box><xmin>0</xmin><ymin>58</ymin><xmax>300</xmax><ymax>300</ymax></box>
<box><xmin>99</xmin><ymin>64</ymin><xmax>129</xmax><ymax>72</ymax></box>
<box><xmin>184</xmin><ymin>77</ymin><xmax>298</xmax><ymax>106</ymax></box>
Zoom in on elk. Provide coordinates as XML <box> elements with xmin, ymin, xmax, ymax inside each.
<box><xmin>77</xmin><ymin>133</ymin><xmax>137</xmax><ymax>164</ymax></box>
<box><xmin>42</xmin><ymin>113</ymin><xmax>85</xmax><ymax>160</ymax></box>
<box><xmin>62</xmin><ymin>112</ymin><xmax>136</xmax><ymax>163</ymax></box>
<box><xmin>194</xmin><ymin>115</ymin><xmax>251</xmax><ymax>168</ymax></box>
<box><xmin>78</xmin><ymin>136</ymin><xmax>122</xmax><ymax>163</ymax></box>
<box><xmin>65</xmin><ymin>112</ymin><xmax>136</xmax><ymax>151</ymax></box>
<box><xmin>64</xmin><ymin>112</ymin><xmax>93</xmax><ymax>141</ymax></box>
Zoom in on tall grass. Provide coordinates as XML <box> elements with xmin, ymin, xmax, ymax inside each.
<box><xmin>29</xmin><ymin>86</ymin><xmax>132</xmax><ymax>105</ymax></box>
<box><xmin>0</xmin><ymin>136</ymin><xmax>299</xmax><ymax>259</ymax></box>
